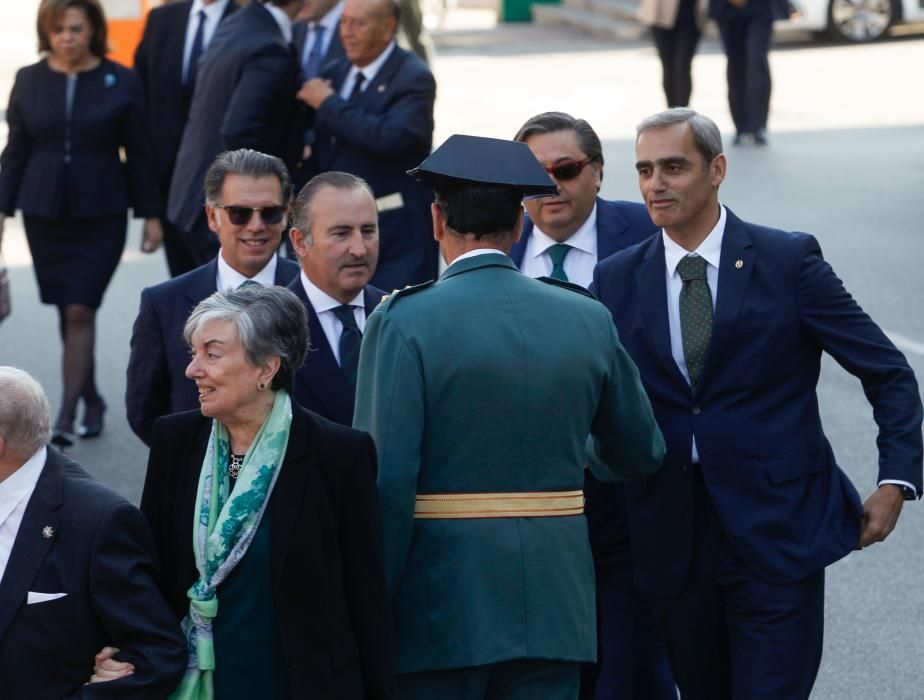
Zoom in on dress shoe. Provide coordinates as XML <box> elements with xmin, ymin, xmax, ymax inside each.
<box><xmin>79</xmin><ymin>400</ymin><xmax>106</xmax><ymax>439</ymax></box>
<box><xmin>754</xmin><ymin>129</ymin><xmax>768</xmax><ymax>146</ymax></box>
<box><xmin>51</xmin><ymin>430</ymin><xmax>76</xmax><ymax>448</ymax></box>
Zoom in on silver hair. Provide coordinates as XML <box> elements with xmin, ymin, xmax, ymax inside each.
<box><xmin>183</xmin><ymin>285</ymin><xmax>309</xmax><ymax>394</ymax></box>
<box><xmin>0</xmin><ymin>366</ymin><xmax>52</xmax><ymax>457</ymax></box>
<box><xmin>636</xmin><ymin>108</ymin><xmax>724</xmax><ymax>166</ymax></box>
<box><xmin>291</xmin><ymin>171</ymin><xmax>375</xmax><ymax>244</ymax></box>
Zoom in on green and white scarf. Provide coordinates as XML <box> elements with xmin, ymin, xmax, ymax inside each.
<box><xmin>169</xmin><ymin>389</ymin><xmax>293</xmax><ymax>700</ymax></box>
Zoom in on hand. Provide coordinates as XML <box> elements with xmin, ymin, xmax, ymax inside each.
<box><xmin>87</xmin><ymin>646</ymin><xmax>134</xmax><ymax>684</ymax></box>
<box><xmin>141</xmin><ymin>218</ymin><xmax>163</xmax><ymax>254</ymax></box>
<box><xmin>858</xmin><ymin>484</ymin><xmax>905</xmax><ymax>548</ymax></box>
<box><xmin>297</xmin><ymin>78</ymin><xmax>334</xmax><ymax>109</ymax></box>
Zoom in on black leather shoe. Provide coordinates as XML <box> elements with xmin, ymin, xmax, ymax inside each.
<box><xmin>754</xmin><ymin>129</ymin><xmax>768</xmax><ymax>146</ymax></box>
<box><xmin>51</xmin><ymin>430</ymin><xmax>76</xmax><ymax>448</ymax></box>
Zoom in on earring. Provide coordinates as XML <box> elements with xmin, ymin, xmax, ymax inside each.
<box><xmin>258</xmin><ymin>382</ymin><xmax>266</xmax><ymax>391</ymax></box>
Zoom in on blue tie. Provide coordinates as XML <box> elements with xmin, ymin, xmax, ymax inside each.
<box><xmin>185</xmin><ymin>10</ymin><xmax>206</xmax><ymax>91</ymax></box>
<box><xmin>332</xmin><ymin>305</ymin><xmax>362</xmax><ymax>390</ymax></box>
<box><xmin>302</xmin><ymin>25</ymin><xmax>326</xmax><ymax>82</ymax></box>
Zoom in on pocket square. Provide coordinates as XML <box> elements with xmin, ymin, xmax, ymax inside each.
<box><xmin>26</xmin><ymin>591</ymin><xmax>67</xmax><ymax>605</ymax></box>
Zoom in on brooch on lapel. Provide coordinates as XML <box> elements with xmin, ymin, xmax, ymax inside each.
<box><xmin>104</xmin><ymin>73</ymin><xmax>116</xmax><ymax>88</ymax></box>
<box><xmin>42</xmin><ymin>525</ymin><xmax>55</xmax><ymax>539</ymax></box>
<box><xmin>735</xmin><ymin>259</ymin><xmax>744</xmax><ymax>269</ymax></box>
<box><xmin>377</xmin><ymin>84</ymin><xmax>386</xmax><ymax>93</ymax></box>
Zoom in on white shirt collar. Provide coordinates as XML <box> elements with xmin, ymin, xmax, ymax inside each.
<box><xmin>529</xmin><ymin>203</ymin><xmax>598</xmax><ymax>259</ymax></box>
<box><xmin>0</xmin><ymin>446</ymin><xmax>46</xmax><ymax>528</ymax></box>
<box><xmin>300</xmin><ymin>271</ymin><xmax>364</xmax><ymax>313</ymax></box>
<box><xmin>262</xmin><ymin>1</ymin><xmax>294</xmax><ymax>43</ymax></box>
<box><xmin>191</xmin><ymin>0</ymin><xmax>230</xmax><ymax>20</ymax></box>
<box><xmin>449</xmin><ymin>248</ymin><xmax>508</xmax><ymax>267</ymax></box>
<box><xmin>216</xmin><ymin>252</ymin><xmax>278</xmax><ymax>292</ymax></box>
<box><xmin>347</xmin><ymin>39</ymin><xmax>396</xmax><ymax>87</ymax></box>
<box><xmin>663</xmin><ymin>204</ymin><xmax>726</xmax><ymax>277</ymax></box>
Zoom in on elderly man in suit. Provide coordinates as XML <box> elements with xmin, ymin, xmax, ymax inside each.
<box><xmin>512</xmin><ymin>112</ymin><xmax>672</xmax><ymax>700</ymax></box>
<box><xmin>287</xmin><ymin>172</ymin><xmax>385</xmax><ymax>425</ymax></box>
<box><xmin>169</xmin><ymin>0</ymin><xmax>307</xmax><ymax>266</ymax></box>
<box><xmin>127</xmin><ymin>149</ymin><xmax>299</xmax><ymax>446</ymax></box>
<box><xmin>354</xmin><ymin>134</ymin><xmax>665</xmax><ymax>699</ymax></box>
<box><xmin>297</xmin><ymin>0</ymin><xmax>437</xmax><ymax>291</ymax></box>
<box><xmin>0</xmin><ymin>367</ymin><xmax>185</xmax><ymax>698</ymax></box>
<box><xmin>135</xmin><ymin>0</ymin><xmax>239</xmax><ymax>277</ymax></box>
<box><xmin>591</xmin><ymin>108</ymin><xmax>923</xmax><ymax>699</ymax></box>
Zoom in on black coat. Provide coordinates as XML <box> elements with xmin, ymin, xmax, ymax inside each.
<box><xmin>0</xmin><ymin>449</ymin><xmax>185</xmax><ymax>698</ymax></box>
<box><xmin>141</xmin><ymin>405</ymin><xmax>395</xmax><ymax>699</ymax></box>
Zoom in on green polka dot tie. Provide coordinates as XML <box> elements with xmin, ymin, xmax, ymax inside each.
<box><xmin>547</xmin><ymin>244</ymin><xmax>572</xmax><ymax>282</ymax></box>
<box><xmin>677</xmin><ymin>254</ymin><xmax>713</xmax><ymax>391</ymax></box>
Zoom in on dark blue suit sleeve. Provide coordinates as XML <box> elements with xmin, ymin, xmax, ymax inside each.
<box><xmin>796</xmin><ymin>234</ymin><xmax>924</xmax><ymax>490</ymax></box>
<box><xmin>126</xmin><ymin>289</ymin><xmax>171</xmax><ymax>446</ymax></box>
<box><xmin>221</xmin><ymin>44</ymin><xmax>294</xmax><ymax>151</ymax></box>
<box><xmin>0</xmin><ymin>70</ymin><xmax>31</xmax><ymax>216</ymax></box>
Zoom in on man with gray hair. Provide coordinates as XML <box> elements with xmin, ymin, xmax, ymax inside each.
<box><xmin>286</xmin><ymin>171</ymin><xmax>385</xmax><ymax>425</ymax></box>
<box><xmin>591</xmin><ymin>107</ymin><xmax>922</xmax><ymax>698</ymax></box>
<box><xmin>127</xmin><ymin>149</ymin><xmax>299</xmax><ymax>445</ymax></box>
<box><xmin>0</xmin><ymin>367</ymin><xmax>186</xmax><ymax>697</ymax></box>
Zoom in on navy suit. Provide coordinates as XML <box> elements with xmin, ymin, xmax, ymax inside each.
<box><xmin>511</xmin><ymin>198</ymin><xmax>672</xmax><ymax>700</ymax></box>
<box><xmin>591</xmin><ymin>209</ymin><xmax>923</xmax><ymax>698</ymax></box>
<box><xmin>126</xmin><ymin>255</ymin><xmax>300</xmax><ymax>445</ymax></box>
<box><xmin>287</xmin><ymin>278</ymin><xmax>385</xmax><ymax>426</ymax></box>
<box><xmin>312</xmin><ymin>47</ymin><xmax>437</xmax><ymax>290</ymax></box>
<box><xmin>0</xmin><ymin>449</ymin><xmax>185</xmax><ymax>698</ymax></box>
<box><xmin>134</xmin><ymin>0</ymin><xmax>239</xmax><ymax>276</ymax></box>
<box><xmin>168</xmin><ymin>1</ymin><xmax>303</xmax><ymax>264</ymax></box>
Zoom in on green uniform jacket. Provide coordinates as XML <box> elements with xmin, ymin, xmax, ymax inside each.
<box><xmin>354</xmin><ymin>252</ymin><xmax>665</xmax><ymax>674</ymax></box>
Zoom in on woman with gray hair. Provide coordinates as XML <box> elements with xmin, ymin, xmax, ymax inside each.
<box><xmin>131</xmin><ymin>284</ymin><xmax>394</xmax><ymax>699</ymax></box>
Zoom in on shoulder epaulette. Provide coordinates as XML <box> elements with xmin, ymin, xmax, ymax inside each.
<box><xmin>377</xmin><ymin>279</ymin><xmax>436</xmax><ymax>310</ymax></box>
<box><xmin>536</xmin><ymin>276</ymin><xmax>595</xmax><ymax>300</ymax></box>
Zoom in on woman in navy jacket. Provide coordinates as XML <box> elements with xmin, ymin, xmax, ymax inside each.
<box><xmin>0</xmin><ymin>0</ymin><xmax>162</xmax><ymax>445</ymax></box>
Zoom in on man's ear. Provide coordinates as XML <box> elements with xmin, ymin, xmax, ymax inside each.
<box><xmin>289</xmin><ymin>227</ymin><xmax>309</xmax><ymax>258</ymax></box>
<box><xmin>512</xmin><ymin>206</ymin><xmax>525</xmax><ymax>244</ymax></box>
<box><xmin>710</xmin><ymin>153</ymin><xmax>727</xmax><ymax>188</ymax></box>
<box><xmin>205</xmin><ymin>204</ymin><xmax>220</xmax><ymax>234</ymax></box>
<box><xmin>431</xmin><ymin>202</ymin><xmax>446</xmax><ymax>243</ymax></box>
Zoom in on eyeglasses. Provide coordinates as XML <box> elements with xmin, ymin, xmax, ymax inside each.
<box><xmin>543</xmin><ymin>157</ymin><xmax>596</xmax><ymax>181</ymax></box>
<box><xmin>214</xmin><ymin>204</ymin><xmax>286</xmax><ymax>226</ymax></box>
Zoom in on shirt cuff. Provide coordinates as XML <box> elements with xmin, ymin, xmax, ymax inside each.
<box><xmin>878</xmin><ymin>479</ymin><xmax>918</xmax><ymax>498</ymax></box>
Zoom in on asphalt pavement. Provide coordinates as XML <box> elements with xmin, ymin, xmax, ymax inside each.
<box><xmin>0</xmin><ymin>5</ymin><xmax>923</xmax><ymax>698</ymax></box>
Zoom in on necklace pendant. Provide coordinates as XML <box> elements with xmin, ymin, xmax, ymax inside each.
<box><xmin>229</xmin><ymin>454</ymin><xmax>244</xmax><ymax>480</ymax></box>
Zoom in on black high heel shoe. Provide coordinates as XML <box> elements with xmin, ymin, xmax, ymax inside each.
<box><xmin>78</xmin><ymin>400</ymin><xmax>106</xmax><ymax>439</ymax></box>
<box><xmin>51</xmin><ymin>430</ymin><xmax>76</xmax><ymax>448</ymax></box>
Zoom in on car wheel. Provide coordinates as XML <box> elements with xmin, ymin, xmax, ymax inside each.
<box><xmin>827</xmin><ymin>0</ymin><xmax>895</xmax><ymax>41</ymax></box>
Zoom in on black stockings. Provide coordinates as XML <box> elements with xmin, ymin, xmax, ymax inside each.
<box><xmin>55</xmin><ymin>304</ymin><xmax>103</xmax><ymax>433</ymax></box>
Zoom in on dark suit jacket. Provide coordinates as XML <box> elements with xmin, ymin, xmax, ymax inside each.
<box><xmin>591</xmin><ymin>208</ymin><xmax>924</xmax><ymax>596</ymax></box>
<box><xmin>287</xmin><ymin>277</ymin><xmax>385</xmax><ymax>425</ymax></box>
<box><xmin>141</xmin><ymin>405</ymin><xmax>394</xmax><ymax>699</ymax></box>
<box><xmin>168</xmin><ymin>0</ymin><xmax>302</xmax><ymax>235</ymax></box>
<box><xmin>0</xmin><ymin>449</ymin><xmax>185</xmax><ymax>698</ymax></box>
<box><xmin>313</xmin><ymin>46</ymin><xmax>437</xmax><ymax>290</ymax></box>
<box><xmin>126</xmin><ymin>255</ymin><xmax>300</xmax><ymax>445</ymax></box>
<box><xmin>0</xmin><ymin>59</ymin><xmax>159</xmax><ymax>219</ymax></box>
<box><xmin>133</xmin><ymin>0</ymin><xmax>239</xmax><ymax>192</ymax></box>
<box><xmin>509</xmin><ymin>197</ymin><xmax>657</xmax><ymax>272</ymax></box>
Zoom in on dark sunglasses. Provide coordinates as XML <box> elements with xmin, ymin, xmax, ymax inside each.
<box><xmin>543</xmin><ymin>157</ymin><xmax>596</xmax><ymax>181</ymax></box>
<box><xmin>215</xmin><ymin>204</ymin><xmax>286</xmax><ymax>226</ymax></box>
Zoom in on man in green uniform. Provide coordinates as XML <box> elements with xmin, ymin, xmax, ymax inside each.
<box><xmin>353</xmin><ymin>134</ymin><xmax>665</xmax><ymax>699</ymax></box>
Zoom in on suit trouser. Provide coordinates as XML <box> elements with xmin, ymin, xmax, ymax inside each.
<box><xmin>651</xmin><ymin>3</ymin><xmax>701</xmax><ymax>108</ymax></box>
<box><xmin>716</xmin><ymin>15</ymin><xmax>774</xmax><ymax>134</ymax></box>
<box><xmin>646</xmin><ymin>470</ymin><xmax>824</xmax><ymax>700</ymax></box>
<box><xmin>397</xmin><ymin>659</ymin><xmax>580</xmax><ymax>700</ymax></box>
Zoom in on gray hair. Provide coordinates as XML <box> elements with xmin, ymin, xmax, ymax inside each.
<box><xmin>514</xmin><ymin>111</ymin><xmax>604</xmax><ymax>173</ymax></box>
<box><xmin>291</xmin><ymin>171</ymin><xmax>375</xmax><ymax>242</ymax></box>
<box><xmin>183</xmin><ymin>285</ymin><xmax>309</xmax><ymax>394</ymax></box>
<box><xmin>203</xmin><ymin>149</ymin><xmax>293</xmax><ymax>205</ymax></box>
<box><xmin>0</xmin><ymin>367</ymin><xmax>52</xmax><ymax>458</ymax></box>
<box><xmin>636</xmin><ymin>108</ymin><xmax>723</xmax><ymax>166</ymax></box>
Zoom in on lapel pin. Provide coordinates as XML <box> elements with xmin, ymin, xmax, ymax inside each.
<box><xmin>42</xmin><ymin>526</ymin><xmax>54</xmax><ymax>539</ymax></box>
<box><xmin>377</xmin><ymin>84</ymin><xmax>386</xmax><ymax>93</ymax></box>
<box><xmin>735</xmin><ymin>259</ymin><xmax>744</xmax><ymax>269</ymax></box>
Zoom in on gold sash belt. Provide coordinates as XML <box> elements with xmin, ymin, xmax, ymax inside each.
<box><xmin>414</xmin><ymin>490</ymin><xmax>585</xmax><ymax>519</ymax></box>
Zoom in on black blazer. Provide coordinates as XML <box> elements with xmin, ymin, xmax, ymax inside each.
<box><xmin>0</xmin><ymin>449</ymin><xmax>185</xmax><ymax>698</ymax></box>
<box><xmin>133</xmin><ymin>0</ymin><xmax>239</xmax><ymax>189</ymax></box>
<box><xmin>168</xmin><ymin>0</ymin><xmax>303</xmax><ymax>234</ymax></box>
<box><xmin>0</xmin><ymin>59</ymin><xmax>159</xmax><ymax>219</ymax></box>
<box><xmin>141</xmin><ymin>406</ymin><xmax>395</xmax><ymax>699</ymax></box>
<box><xmin>126</xmin><ymin>255</ymin><xmax>300</xmax><ymax>445</ymax></box>
<box><xmin>287</xmin><ymin>278</ymin><xmax>385</xmax><ymax>425</ymax></box>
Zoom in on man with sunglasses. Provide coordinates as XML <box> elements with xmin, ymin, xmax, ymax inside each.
<box><xmin>512</xmin><ymin>112</ymin><xmax>673</xmax><ymax>700</ymax></box>
<box><xmin>127</xmin><ymin>150</ymin><xmax>300</xmax><ymax>446</ymax></box>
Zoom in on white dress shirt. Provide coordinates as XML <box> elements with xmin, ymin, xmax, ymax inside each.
<box><xmin>182</xmin><ymin>0</ymin><xmax>231</xmax><ymax>82</ymax></box>
<box><xmin>300</xmin><ymin>272</ymin><xmax>366</xmax><ymax>365</ymax></box>
<box><xmin>0</xmin><ymin>446</ymin><xmax>47</xmax><ymax>582</ymax></box>
<box><xmin>521</xmin><ymin>204</ymin><xmax>598</xmax><ymax>289</ymax></box>
<box><xmin>216</xmin><ymin>252</ymin><xmax>278</xmax><ymax>292</ymax></box>
<box><xmin>339</xmin><ymin>40</ymin><xmax>396</xmax><ymax>99</ymax></box>
<box><xmin>263</xmin><ymin>1</ymin><xmax>294</xmax><ymax>43</ymax></box>
<box><xmin>300</xmin><ymin>1</ymin><xmax>345</xmax><ymax>68</ymax></box>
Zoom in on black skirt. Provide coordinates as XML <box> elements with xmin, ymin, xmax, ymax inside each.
<box><xmin>23</xmin><ymin>212</ymin><xmax>127</xmax><ymax>309</ymax></box>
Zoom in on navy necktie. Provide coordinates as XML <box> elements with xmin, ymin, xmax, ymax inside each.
<box><xmin>547</xmin><ymin>244</ymin><xmax>572</xmax><ymax>282</ymax></box>
<box><xmin>332</xmin><ymin>305</ymin><xmax>362</xmax><ymax>390</ymax></box>
<box><xmin>349</xmin><ymin>72</ymin><xmax>366</xmax><ymax>101</ymax></box>
<box><xmin>185</xmin><ymin>9</ymin><xmax>206</xmax><ymax>91</ymax></box>
<box><xmin>302</xmin><ymin>25</ymin><xmax>326</xmax><ymax>82</ymax></box>
<box><xmin>677</xmin><ymin>254</ymin><xmax>713</xmax><ymax>391</ymax></box>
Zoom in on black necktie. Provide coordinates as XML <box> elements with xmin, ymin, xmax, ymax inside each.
<box><xmin>349</xmin><ymin>72</ymin><xmax>366</xmax><ymax>101</ymax></box>
<box><xmin>677</xmin><ymin>254</ymin><xmax>713</xmax><ymax>391</ymax></box>
<box><xmin>185</xmin><ymin>9</ymin><xmax>206</xmax><ymax>91</ymax></box>
<box><xmin>332</xmin><ymin>305</ymin><xmax>361</xmax><ymax>390</ymax></box>
<box><xmin>547</xmin><ymin>244</ymin><xmax>572</xmax><ymax>282</ymax></box>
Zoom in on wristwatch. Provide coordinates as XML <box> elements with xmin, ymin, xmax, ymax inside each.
<box><xmin>895</xmin><ymin>484</ymin><xmax>918</xmax><ymax>501</ymax></box>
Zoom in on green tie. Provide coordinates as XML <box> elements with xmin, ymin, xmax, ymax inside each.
<box><xmin>332</xmin><ymin>304</ymin><xmax>361</xmax><ymax>391</ymax></box>
<box><xmin>547</xmin><ymin>244</ymin><xmax>572</xmax><ymax>281</ymax></box>
<box><xmin>677</xmin><ymin>254</ymin><xmax>713</xmax><ymax>391</ymax></box>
